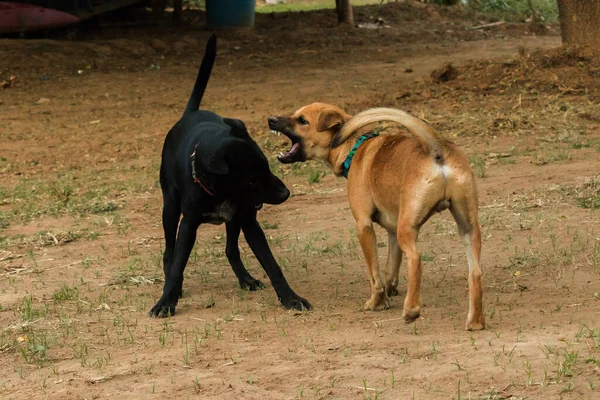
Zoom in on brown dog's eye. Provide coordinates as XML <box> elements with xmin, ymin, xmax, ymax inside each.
<box><xmin>297</xmin><ymin>116</ymin><xmax>309</xmax><ymax>125</ymax></box>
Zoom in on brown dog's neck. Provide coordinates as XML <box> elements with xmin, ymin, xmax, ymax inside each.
<box><xmin>327</xmin><ymin>139</ymin><xmax>355</xmax><ymax>176</ymax></box>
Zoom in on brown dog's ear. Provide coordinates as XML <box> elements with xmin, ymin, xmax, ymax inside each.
<box><xmin>317</xmin><ymin>110</ymin><xmax>344</xmax><ymax>133</ymax></box>
<box><xmin>318</xmin><ymin>109</ymin><xmax>353</xmax><ymax>148</ymax></box>
<box><xmin>330</xmin><ymin>113</ymin><xmax>354</xmax><ymax>148</ymax></box>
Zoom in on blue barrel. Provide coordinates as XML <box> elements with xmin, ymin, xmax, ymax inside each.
<box><xmin>205</xmin><ymin>0</ymin><xmax>255</xmax><ymax>28</ymax></box>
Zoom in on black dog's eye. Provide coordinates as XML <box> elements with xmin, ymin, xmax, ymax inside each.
<box><xmin>297</xmin><ymin>116</ymin><xmax>309</xmax><ymax>125</ymax></box>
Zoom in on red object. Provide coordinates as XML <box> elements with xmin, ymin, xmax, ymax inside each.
<box><xmin>0</xmin><ymin>2</ymin><xmax>81</xmax><ymax>33</ymax></box>
<box><xmin>2</xmin><ymin>75</ymin><xmax>17</xmax><ymax>88</ymax></box>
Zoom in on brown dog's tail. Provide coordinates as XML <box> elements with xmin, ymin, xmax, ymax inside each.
<box><xmin>334</xmin><ymin>107</ymin><xmax>446</xmax><ymax>163</ymax></box>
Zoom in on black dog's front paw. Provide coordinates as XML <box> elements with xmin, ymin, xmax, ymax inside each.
<box><xmin>149</xmin><ymin>301</ymin><xmax>177</xmax><ymax>318</ymax></box>
<box><xmin>239</xmin><ymin>277</ymin><xmax>265</xmax><ymax>291</ymax></box>
<box><xmin>281</xmin><ymin>295</ymin><xmax>312</xmax><ymax>311</ymax></box>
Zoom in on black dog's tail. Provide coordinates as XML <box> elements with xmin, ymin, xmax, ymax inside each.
<box><xmin>184</xmin><ymin>34</ymin><xmax>217</xmax><ymax>115</ymax></box>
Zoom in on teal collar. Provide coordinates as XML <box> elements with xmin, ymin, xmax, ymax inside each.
<box><xmin>340</xmin><ymin>132</ymin><xmax>379</xmax><ymax>178</ymax></box>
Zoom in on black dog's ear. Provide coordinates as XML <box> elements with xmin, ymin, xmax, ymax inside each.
<box><xmin>223</xmin><ymin>118</ymin><xmax>249</xmax><ymax>138</ymax></box>
<box><xmin>193</xmin><ymin>126</ymin><xmax>231</xmax><ymax>176</ymax></box>
<box><xmin>195</xmin><ymin>136</ymin><xmax>248</xmax><ymax>177</ymax></box>
<box><xmin>200</xmin><ymin>152</ymin><xmax>229</xmax><ymax>175</ymax></box>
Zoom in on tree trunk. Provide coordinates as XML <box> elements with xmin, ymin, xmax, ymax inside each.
<box><xmin>557</xmin><ymin>0</ymin><xmax>600</xmax><ymax>48</ymax></box>
<box><xmin>335</xmin><ymin>0</ymin><xmax>354</xmax><ymax>25</ymax></box>
<box><xmin>173</xmin><ymin>0</ymin><xmax>182</xmax><ymax>25</ymax></box>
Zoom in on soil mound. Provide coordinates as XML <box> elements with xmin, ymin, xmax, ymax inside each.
<box><xmin>434</xmin><ymin>46</ymin><xmax>600</xmax><ymax>99</ymax></box>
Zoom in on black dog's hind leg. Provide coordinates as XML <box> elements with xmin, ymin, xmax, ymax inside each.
<box><xmin>150</xmin><ymin>216</ymin><xmax>199</xmax><ymax>317</ymax></box>
<box><xmin>226</xmin><ymin>219</ymin><xmax>265</xmax><ymax>291</ymax></box>
<box><xmin>240</xmin><ymin>213</ymin><xmax>311</xmax><ymax>311</ymax></box>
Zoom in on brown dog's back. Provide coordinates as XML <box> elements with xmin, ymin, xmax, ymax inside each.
<box><xmin>335</xmin><ymin>108</ymin><xmax>447</xmax><ymax>164</ymax></box>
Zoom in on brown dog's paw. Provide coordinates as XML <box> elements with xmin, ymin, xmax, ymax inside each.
<box><xmin>402</xmin><ymin>307</ymin><xmax>420</xmax><ymax>323</ymax></box>
<box><xmin>466</xmin><ymin>317</ymin><xmax>486</xmax><ymax>331</ymax></box>
<box><xmin>385</xmin><ymin>286</ymin><xmax>399</xmax><ymax>297</ymax></box>
<box><xmin>363</xmin><ymin>295</ymin><xmax>389</xmax><ymax>311</ymax></box>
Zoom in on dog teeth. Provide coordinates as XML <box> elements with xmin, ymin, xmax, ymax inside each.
<box><xmin>270</xmin><ymin>130</ymin><xmax>276</xmax><ymax>134</ymax></box>
<box><xmin>277</xmin><ymin>132</ymin><xmax>281</xmax><ymax>136</ymax></box>
<box><xmin>279</xmin><ymin>152</ymin><xmax>285</xmax><ymax>158</ymax></box>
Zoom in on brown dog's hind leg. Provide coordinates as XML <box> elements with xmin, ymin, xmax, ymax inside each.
<box><xmin>396</xmin><ymin>222</ymin><xmax>422</xmax><ymax>323</ymax></box>
<box><xmin>384</xmin><ymin>231</ymin><xmax>402</xmax><ymax>297</ymax></box>
<box><xmin>449</xmin><ymin>193</ymin><xmax>485</xmax><ymax>331</ymax></box>
<box><xmin>356</xmin><ymin>217</ymin><xmax>388</xmax><ymax>310</ymax></box>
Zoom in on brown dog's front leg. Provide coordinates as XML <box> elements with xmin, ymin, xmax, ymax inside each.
<box><xmin>357</xmin><ymin>219</ymin><xmax>388</xmax><ymax>310</ymax></box>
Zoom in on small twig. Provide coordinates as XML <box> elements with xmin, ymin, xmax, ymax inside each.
<box><xmin>352</xmin><ymin>386</ymin><xmax>379</xmax><ymax>392</ymax></box>
<box><xmin>44</xmin><ymin>261</ymin><xmax>82</xmax><ymax>272</ymax></box>
<box><xmin>5</xmin><ymin>267</ymin><xmax>29</xmax><ymax>276</ymax></box>
<box><xmin>3</xmin><ymin>318</ymin><xmax>45</xmax><ymax>332</ymax></box>
<box><xmin>47</xmin><ymin>232</ymin><xmax>59</xmax><ymax>246</ymax></box>
<box><xmin>221</xmin><ymin>361</ymin><xmax>235</xmax><ymax>367</ymax></box>
<box><xmin>89</xmin><ymin>375</ymin><xmax>113</xmax><ymax>384</ymax></box>
<box><xmin>469</xmin><ymin>21</ymin><xmax>505</xmax><ymax>30</ymax></box>
<box><xmin>434</xmin><ymin>272</ymin><xmax>448</xmax><ymax>288</ymax></box>
<box><xmin>512</xmin><ymin>94</ymin><xmax>522</xmax><ymax>109</ymax></box>
<box><xmin>372</xmin><ymin>317</ymin><xmax>405</xmax><ymax>325</ymax></box>
<box><xmin>482</xmin><ymin>202</ymin><xmax>506</xmax><ymax>208</ymax></box>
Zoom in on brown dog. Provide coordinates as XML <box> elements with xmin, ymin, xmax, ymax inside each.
<box><xmin>268</xmin><ymin>103</ymin><xmax>485</xmax><ymax>330</ymax></box>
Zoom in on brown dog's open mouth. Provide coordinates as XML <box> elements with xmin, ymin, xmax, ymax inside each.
<box><xmin>270</xmin><ymin>129</ymin><xmax>303</xmax><ymax>163</ymax></box>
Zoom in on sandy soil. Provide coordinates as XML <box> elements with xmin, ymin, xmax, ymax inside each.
<box><xmin>1</xmin><ymin>3</ymin><xmax>599</xmax><ymax>399</ymax></box>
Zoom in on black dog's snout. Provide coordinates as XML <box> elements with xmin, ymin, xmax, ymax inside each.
<box><xmin>262</xmin><ymin>175</ymin><xmax>290</xmax><ymax>206</ymax></box>
<box><xmin>279</xmin><ymin>187</ymin><xmax>291</xmax><ymax>202</ymax></box>
<box><xmin>268</xmin><ymin>117</ymin><xmax>278</xmax><ymax>125</ymax></box>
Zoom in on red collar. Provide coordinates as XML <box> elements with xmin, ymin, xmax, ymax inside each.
<box><xmin>190</xmin><ymin>143</ymin><xmax>216</xmax><ymax>197</ymax></box>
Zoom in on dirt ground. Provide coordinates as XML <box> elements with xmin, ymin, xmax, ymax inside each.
<box><xmin>1</xmin><ymin>3</ymin><xmax>599</xmax><ymax>399</ymax></box>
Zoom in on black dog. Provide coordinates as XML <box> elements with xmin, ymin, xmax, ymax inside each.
<box><xmin>150</xmin><ymin>35</ymin><xmax>311</xmax><ymax>317</ymax></box>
